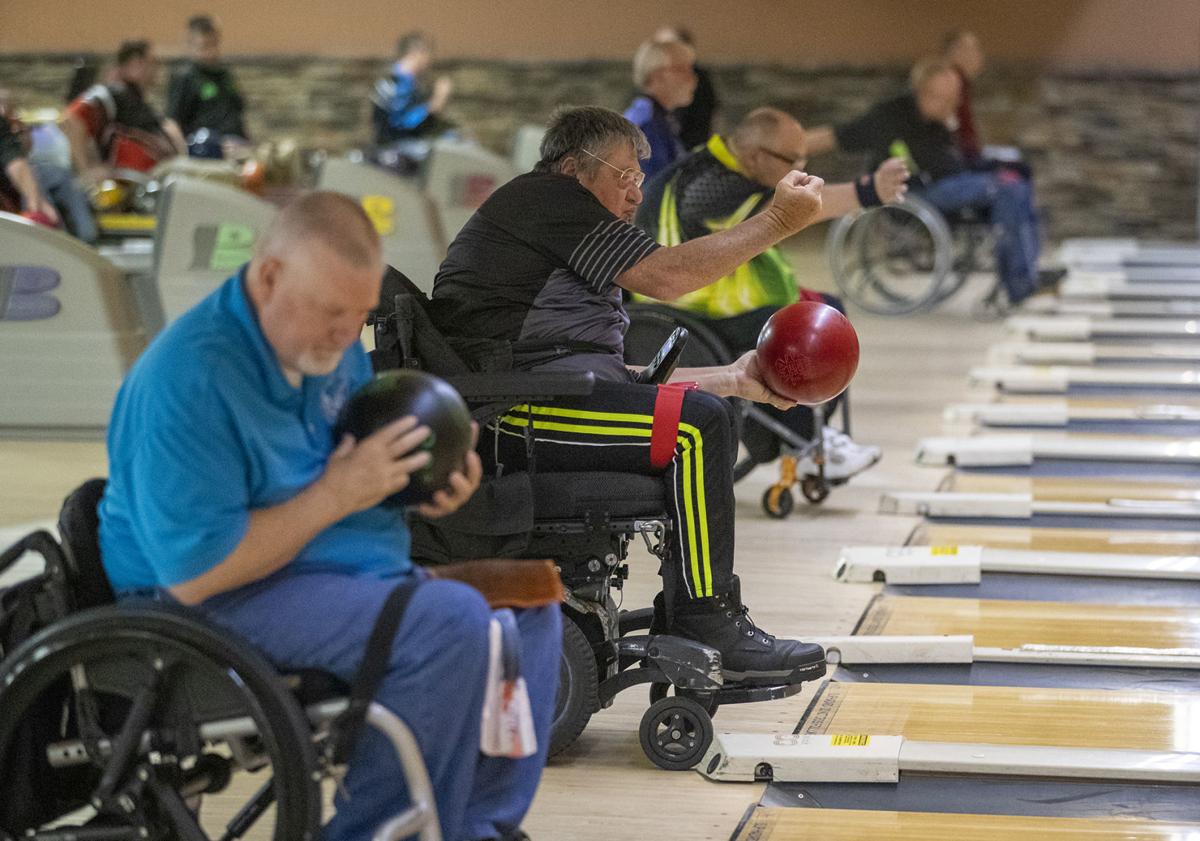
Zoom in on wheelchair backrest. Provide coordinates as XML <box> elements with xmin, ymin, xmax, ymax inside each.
<box><xmin>57</xmin><ymin>478</ymin><xmax>115</xmax><ymax>609</ymax></box>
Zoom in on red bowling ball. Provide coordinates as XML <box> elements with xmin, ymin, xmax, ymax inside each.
<box><xmin>755</xmin><ymin>301</ymin><xmax>860</xmax><ymax>404</ymax></box>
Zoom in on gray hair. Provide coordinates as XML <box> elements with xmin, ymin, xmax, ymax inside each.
<box><xmin>632</xmin><ymin>39</ymin><xmax>693</xmax><ymax>89</ymax></box>
<box><xmin>534</xmin><ymin>106</ymin><xmax>650</xmax><ymax>174</ymax></box>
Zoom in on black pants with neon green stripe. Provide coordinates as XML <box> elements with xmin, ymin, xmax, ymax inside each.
<box><xmin>488</xmin><ymin>380</ymin><xmax>736</xmax><ymax>603</ymax></box>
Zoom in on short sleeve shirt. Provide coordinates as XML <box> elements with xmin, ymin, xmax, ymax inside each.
<box><xmin>166</xmin><ymin>62</ymin><xmax>247</xmax><ymax>138</ymax></box>
<box><xmin>431</xmin><ymin>172</ymin><xmax>660</xmax><ymax>380</ymax></box>
<box><xmin>835</xmin><ymin>92</ymin><xmax>964</xmax><ymax>183</ymax></box>
<box><xmin>64</xmin><ymin>81</ymin><xmax>174</xmax><ymax>166</ymax></box>
<box><xmin>99</xmin><ymin>272</ymin><xmax>412</xmax><ymax>594</ymax></box>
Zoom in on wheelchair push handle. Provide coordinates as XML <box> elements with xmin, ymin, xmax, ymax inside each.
<box><xmin>0</xmin><ymin>529</ymin><xmax>64</xmax><ymax>577</ymax></box>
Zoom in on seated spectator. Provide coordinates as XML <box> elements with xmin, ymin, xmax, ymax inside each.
<box><xmin>942</xmin><ymin>28</ymin><xmax>1029</xmax><ymax>174</ymax></box>
<box><xmin>433</xmin><ymin>106</ymin><xmax>828</xmax><ymax>684</ymax></box>
<box><xmin>637</xmin><ymin>107</ymin><xmax>907</xmax><ymax>478</ymax></box>
<box><xmin>98</xmin><ymin>191</ymin><xmax>559</xmax><ymax>841</ymax></box>
<box><xmin>166</xmin><ymin>14</ymin><xmax>250</xmax><ymax>159</ymax></box>
<box><xmin>942</xmin><ymin>29</ymin><xmax>985</xmax><ymax>164</ymax></box>
<box><xmin>0</xmin><ymin>92</ymin><xmax>97</xmax><ymax>242</ymax></box>
<box><xmin>653</xmin><ymin>25</ymin><xmax>719</xmax><ymax>150</ymax></box>
<box><xmin>624</xmin><ymin>38</ymin><xmax>696</xmax><ymax>181</ymax></box>
<box><xmin>0</xmin><ymin>100</ymin><xmax>59</xmax><ymax>225</ymax></box>
<box><xmin>372</xmin><ymin>31</ymin><xmax>454</xmax><ymax>146</ymax></box>
<box><xmin>807</xmin><ymin>56</ymin><xmax>1057</xmax><ymax>304</ymax></box>
<box><xmin>61</xmin><ymin>40</ymin><xmax>186</xmax><ymax>182</ymax></box>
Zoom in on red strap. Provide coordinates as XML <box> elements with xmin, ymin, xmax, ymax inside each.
<box><xmin>650</xmin><ymin>383</ymin><xmax>697</xmax><ymax>469</ymax></box>
<box><xmin>798</xmin><ymin>288</ymin><xmax>825</xmax><ymax>304</ymax></box>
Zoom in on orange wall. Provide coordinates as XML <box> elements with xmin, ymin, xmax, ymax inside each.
<box><xmin>2</xmin><ymin>0</ymin><xmax>1198</xmax><ymax>71</ymax></box>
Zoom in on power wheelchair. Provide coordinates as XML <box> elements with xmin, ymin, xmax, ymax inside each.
<box><xmin>0</xmin><ymin>480</ymin><xmax>441</xmax><ymax>841</ymax></box>
<box><xmin>826</xmin><ymin>192</ymin><xmax>1003</xmax><ymax>319</ymax></box>
<box><xmin>622</xmin><ymin>302</ymin><xmax>850</xmax><ymax>519</ymax></box>
<box><xmin>371</xmin><ymin>273</ymin><xmax>815</xmax><ymax>770</ymax></box>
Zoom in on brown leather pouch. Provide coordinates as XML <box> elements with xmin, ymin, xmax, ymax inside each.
<box><xmin>426</xmin><ymin>558</ymin><xmax>563</xmax><ymax>609</ymax></box>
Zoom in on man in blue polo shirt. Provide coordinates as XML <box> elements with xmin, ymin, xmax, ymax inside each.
<box><xmin>99</xmin><ymin>191</ymin><xmax>559</xmax><ymax>841</ymax></box>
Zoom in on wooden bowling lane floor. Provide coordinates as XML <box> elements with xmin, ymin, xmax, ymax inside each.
<box><xmin>911</xmin><ymin>523</ymin><xmax>1200</xmax><ymax>556</ymax></box>
<box><xmin>733</xmin><ymin>808</ymin><xmax>1200</xmax><ymax>841</ymax></box>
<box><xmin>940</xmin><ymin>474</ymin><xmax>1200</xmax><ymax>503</ymax></box>
<box><xmin>798</xmin><ymin>682</ymin><xmax>1200</xmax><ymax>752</ymax></box>
<box><xmin>857</xmin><ymin>594</ymin><xmax>1200</xmax><ymax>652</ymax></box>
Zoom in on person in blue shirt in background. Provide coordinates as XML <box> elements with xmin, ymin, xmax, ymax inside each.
<box><xmin>372</xmin><ymin>30</ymin><xmax>455</xmax><ymax>145</ymax></box>
<box><xmin>98</xmin><ymin>191</ymin><xmax>560</xmax><ymax>841</ymax></box>
<box><xmin>623</xmin><ymin>38</ymin><xmax>697</xmax><ymax>181</ymax></box>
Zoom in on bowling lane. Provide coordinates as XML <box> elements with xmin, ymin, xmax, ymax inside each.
<box><xmin>856</xmin><ymin>595</ymin><xmax>1200</xmax><ymax>651</ymax></box>
<box><xmin>798</xmin><ymin>682</ymin><xmax>1200</xmax><ymax>752</ymax></box>
<box><xmin>939</xmin><ymin>474</ymin><xmax>1200</xmax><ymax>503</ymax></box>
<box><xmin>911</xmin><ymin>524</ymin><xmax>1200</xmax><ymax>556</ymax></box>
<box><xmin>733</xmin><ymin>808</ymin><xmax>1200</xmax><ymax>841</ymax></box>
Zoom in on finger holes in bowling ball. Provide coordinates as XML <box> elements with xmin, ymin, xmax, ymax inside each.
<box><xmin>756</xmin><ymin>302</ymin><xmax>860</xmax><ymax>405</ymax></box>
<box><xmin>333</xmin><ymin>370</ymin><xmax>472</xmax><ymax>507</ymax></box>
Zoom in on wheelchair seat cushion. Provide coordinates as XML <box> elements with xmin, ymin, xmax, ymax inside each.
<box><xmin>532</xmin><ymin>472</ymin><xmax>666</xmax><ymax>520</ymax></box>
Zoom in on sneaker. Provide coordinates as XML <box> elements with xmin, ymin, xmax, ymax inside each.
<box><xmin>1036</xmin><ymin>267</ymin><xmax>1068</xmax><ymax>291</ymax></box>
<box><xmin>653</xmin><ymin>578</ymin><xmax>826</xmax><ymax>687</ymax></box>
<box><xmin>795</xmin><ymin>426</ymin><xmax>881</xmax><ymax>481</ymax></box>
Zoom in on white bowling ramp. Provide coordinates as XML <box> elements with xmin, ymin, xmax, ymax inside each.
<box><xmin>968</xmin><ymin>364</ymin><xmax>1199</xmax><ymax>393</ymax></box>
<box><xmin>913</xmin><ymin>432</ymin><xmax>1200</xmax><ymax>467</ymax></box>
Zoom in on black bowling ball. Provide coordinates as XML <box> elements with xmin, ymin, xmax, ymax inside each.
<box><xmin>333</xmin><ymin>370</ymin><xmax>473</xmax><ymax>507</ymax></box>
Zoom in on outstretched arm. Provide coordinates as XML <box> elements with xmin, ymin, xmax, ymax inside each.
<box><xmin>618</xmin><ymin>171</ymin><xmax>824</xmax><ymax>301</ymax></box>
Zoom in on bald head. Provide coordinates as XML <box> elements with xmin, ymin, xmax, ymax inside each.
<box><xmin>732</xmin><ymin>107</ymin><xmax>801</xmax><ymax>150</ymax></box>
<box><xmin>729</xmin><ymin>108</ymin><xmax>807</xmax><ymax>187</ymax></box>
<box><xmin>258</xmin><ymin>191</ymin><xmax>381</xmax><ymax>269</ymax></box>
<box><xmin>249</xmin><ymin>191</ymin><xmax>384</xmax><ymax>385</ymax></box>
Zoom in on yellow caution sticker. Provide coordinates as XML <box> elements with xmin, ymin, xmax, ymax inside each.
<box><xmin>930</xmin><ymin>545</ymin><xmax>958</xmax><ymax>556</ymax></box>
<box><xmin>830</xmin><ymin>734</ymin><xmax>871</xmax><ymax>747</ymax></box>
<box><xmin>361</xmin><ymin>195</ymin><xmax>395</xmax><ymax>235</ymax></box>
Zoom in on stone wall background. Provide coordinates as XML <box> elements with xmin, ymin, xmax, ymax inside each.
<box><xmin>2</xmin><ymin>54</ymin><xmax>1196</xmax><ymax>241</ymax></box>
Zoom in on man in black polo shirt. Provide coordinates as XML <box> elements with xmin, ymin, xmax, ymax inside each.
<box><xmin>166</xmin><ymin>15</ymin><xmax>249</xmax><ymax>158</ymax></box>
<box><xmin>807</xmin><ymin>56</ymin><xmax>1051</xmax><ymax>304</ymax></box>
<box><xmin>433</xmin><ymin>105</ymin><xmax>829</xmax><ymax>688</ymax></box>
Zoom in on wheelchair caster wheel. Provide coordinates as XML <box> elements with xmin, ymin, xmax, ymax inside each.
<box><xmin>648</xmin><ymin>682</ymin><xmax>720</xmax><ymax>716</ymax></box>
<box><xmin>762</xmin><ymin>486</ymin><xmax>794</xmax><ymax>519</ymax></box>
<box><xmin>800</xmin><ymin>476</ymin><xmax>830</xmax><ymax>504</ymax></box>
<box><xmin>639</xmin><ymin>696</ymin><xmax>714</xmax><ymax>771</ymax></box>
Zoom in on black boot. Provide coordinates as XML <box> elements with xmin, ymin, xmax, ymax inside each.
<box><xmin>653</xmin><ymin>577</ymin><xmax>826</xmax><ymax>686</ymax></box>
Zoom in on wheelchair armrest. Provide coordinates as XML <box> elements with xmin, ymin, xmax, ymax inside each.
<box><xmin>446</xmin><ymin>371</ymin><xmax>595</xmax><ymax>404</ymax></box>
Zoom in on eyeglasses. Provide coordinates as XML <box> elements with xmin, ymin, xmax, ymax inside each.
<box><xmin>760</xmin><ymin>147</ymin><xmax>807</xmax><ymax>168</ymax></box>
<box><xmin>580</xmin><ymin>149</ymin><xmax>646</xmax><ymax>188</ymax></box>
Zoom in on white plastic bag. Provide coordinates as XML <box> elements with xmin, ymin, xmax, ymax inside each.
<box><xmin>480</xmin><ymin>609</ymin><xmax>537</xmax><ymax>758</ymax></box>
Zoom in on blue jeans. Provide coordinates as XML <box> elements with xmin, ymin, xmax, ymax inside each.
<box><xmin>192</xmin><ymin>570</ymin><xmax>562</xmax><ymax>841</ymax></box>
<box><xmin>30</xmin><ymin>160</ymin><xmax>98</xmax><ymax>244</ymax></box>
<box><xmin>921</xmin><ymin>170</ymin><xmax>1041</xmax><ymax>303</ymax></box>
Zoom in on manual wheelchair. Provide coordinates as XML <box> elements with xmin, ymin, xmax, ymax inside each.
<box><xmin>826</xmin><ymin>192</ymin><xmax>1003</xmax><ymax>318</ymax></box>
<box><xmin>0</xmin><ymin>480</ymin><xmax>441</xmax><ymax>841</ymax></box>
<box><xmin>372</xmin><ymin>272</ymin><xmax>821</xmax><ymax>770</ymax></box>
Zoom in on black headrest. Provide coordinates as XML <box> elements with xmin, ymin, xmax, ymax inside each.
<box><xmin>57</xmin><ymin>478</ymin><xmax>115</xmax><ymax>609</ymax></box>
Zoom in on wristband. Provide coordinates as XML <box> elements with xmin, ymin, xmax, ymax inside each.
<box><xmin>854</xmin><ymin>174</ymin><xmax>881</xmax><ymax>207</ymax></box>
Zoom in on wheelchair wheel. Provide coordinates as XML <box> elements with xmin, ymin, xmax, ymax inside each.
<box><xmin>638</xmin><ymin>696</ymin><xmax>714</xmax><ymax>771</ymax></box>
<box><xmin>827</xmin><ymin>196</ymin><xmax>956</xmax><ymax>316</ymax></box>
<box><xmin>800</xmin><ymin>475</ymin><xmax>831</xmax><ymax>505</ymax></box>
<box><xmin>762</xmin><ymin>486</ymin><xmax>795</xmax><ymax>519</ymax></box>
<box><xmin>548</xmin><ymin>615</ymin><xmax>599</xmax><ymax>758</ymax></box>
<box><xmin>0</xmin><ymin>605</ymin><xmax>321</xmax><ymax>841</ymax></box>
